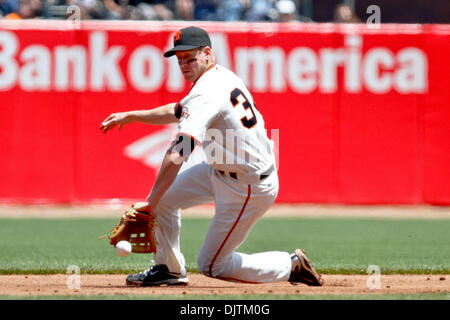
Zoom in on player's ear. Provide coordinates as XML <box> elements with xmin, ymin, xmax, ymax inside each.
<box><xmin>203</xmin><ymin>46</ymin><xmax>213</xmax><ymax>56</ymax></box>
<box><xmin>203</xmin><ymin>46</ymin><xmax>214</xmax><ymax>64</ymax></box>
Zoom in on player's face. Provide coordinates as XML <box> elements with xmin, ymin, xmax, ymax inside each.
<box><xmin>175</xmin><ymin>47</ymin><xmax>210</xmax><ymax>82</ymax></box>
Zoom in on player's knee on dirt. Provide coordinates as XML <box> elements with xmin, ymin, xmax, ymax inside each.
<box><xmin>197</xmin><ymin>255</ymin><xmax>211</xmax><ymax>276</ymax></box>
<box><xmin>198</xmin><ymin>255</ymin><xmax>228</xmax><ymax>278</ymax></box>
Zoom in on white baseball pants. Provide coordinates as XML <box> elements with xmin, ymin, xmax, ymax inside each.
<box><xmin>152</xmin><ymin>161</ymin><xmax>292</xmax><ymax>283</ymax></box>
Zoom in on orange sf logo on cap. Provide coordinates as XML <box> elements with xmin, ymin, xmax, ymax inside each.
<box><xmin>174</xmin><ymin>30</ymin><xmax>182</xmax><ymax>43</ymax></box>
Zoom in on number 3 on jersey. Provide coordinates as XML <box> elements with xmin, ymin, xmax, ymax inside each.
<box><xmin>230</xmin><ymin>88</ymin><xmax>257</xmax><ymax>129</ymax></box>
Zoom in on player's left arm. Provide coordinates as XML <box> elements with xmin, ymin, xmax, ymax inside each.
<box><xmin>145</xmin><ymin>134</ymin><xmax>199</xmax><ymax>210</ymax></box>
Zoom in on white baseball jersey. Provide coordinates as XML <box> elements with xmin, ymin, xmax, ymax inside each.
<box><xmin>177</xmin><ymin>64</ymin><xmax>275</xmax><ymax>182</ymax></box>
<box><xmin>152</xmin><ymin>64</ymin><xmax>291</xmax><ymax>284</ymax></box>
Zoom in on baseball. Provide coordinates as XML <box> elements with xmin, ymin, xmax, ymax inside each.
<box><xmin>115</xmin><ymin>240</ymin><xmax>132</xmax><ymax>257</ymax></box>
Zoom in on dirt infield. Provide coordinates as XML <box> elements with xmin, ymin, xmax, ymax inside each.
<box><xmin>0</xmin><ymin>274</ymin><xmax>448</xmax><ymax>297</ymax></box>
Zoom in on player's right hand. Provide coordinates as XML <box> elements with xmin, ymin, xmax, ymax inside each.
<box><xmin>100</xmin><ymin>112</ymin><xmax>131</xmax><ymax>134</ymax></box>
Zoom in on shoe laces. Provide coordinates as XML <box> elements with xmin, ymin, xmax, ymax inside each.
<box><xmin>139</xmin><ymin>264</ymin><xmax>165</xmax><ymax>276</ymax></box>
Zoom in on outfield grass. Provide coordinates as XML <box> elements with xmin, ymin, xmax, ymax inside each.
<box><xmin>0</xmin><ymin>217</ymin><xmax>448</xmax><ymax>274</ymax></box>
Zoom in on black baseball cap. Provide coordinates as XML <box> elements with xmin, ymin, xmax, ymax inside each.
<box><xmin>164</xmin><ymin>26</ymin><xmax>212</xmax><ymax>58</ymax></box>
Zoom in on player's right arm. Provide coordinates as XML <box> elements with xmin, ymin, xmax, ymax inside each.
<box><xmin>100</xmin><ymin>103</ymin><xmax>179</xmax><ymax>134</ymax></box>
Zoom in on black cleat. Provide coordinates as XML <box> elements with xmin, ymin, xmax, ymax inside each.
<box><xmin>126</xmin><ymin>264</ymin><xmax>189</xmax><ymax>286</ymax></box>
<box><xmin>289</xmin><ymin>249</ymin><xmax>324</xmax><ymax>286</ymax></box>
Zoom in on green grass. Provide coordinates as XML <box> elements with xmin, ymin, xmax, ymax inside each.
<box><xmin>0</xmin><ymin>217</ymin><xmax>449</xmax><ymax>275</ymax></box>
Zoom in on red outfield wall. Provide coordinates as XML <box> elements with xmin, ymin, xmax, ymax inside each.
<box><xmin>0</xmin><ymin>21</ymin><xmax>449</xmax><ymax>205</ymax></box>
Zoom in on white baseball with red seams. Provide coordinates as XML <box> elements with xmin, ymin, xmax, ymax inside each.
<box><xmin>115</xmin><ymin>240</ymin><xmax>132</xmax><ymax>257</ymax></box>
<box><xmin>152</xmin><ymin>64</ymin><xmax>292</xmax><ymax>283</ymax></box>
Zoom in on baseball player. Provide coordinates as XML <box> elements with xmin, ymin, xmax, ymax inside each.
<box><xmin>100</xmin><ymin>26</ymin><xmax>323</xmax><ymax>287</ymax></box>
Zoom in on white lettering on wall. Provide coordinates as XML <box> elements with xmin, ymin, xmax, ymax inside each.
<box><xmin>364</xmin><ymin>48</ymin><xmax>394</xmax><ymax>94</ymax></box>
<box><xmin>19</xmin><ymin>45</ymin><xmax>51</xmax><ymax>91</ymax></box>
<box><xmin>128</xmin><ymin>45</ymin><xmax>164</xmax><ymax>91</ymax></box>
<box><xmin>394</xmin><ymin>48</ymin><xmax>427</xmax><ymax>93</ymax></box>
<box><xmin>287</xmin><ymin>47</ymin><xmax>317</xmax><ymax>93</ymax></box>
<box><xmin>319</xmin><ymin>48</ymin><xmax>346</xmax><ymax>93</ymax></box>
<box><xmin>344</xmin><ymin>35</ymin><xmax>362</xmax><ymax>92</ymax></box>
<box><xmin>0</xmin><ymin>31</ymin><xmax>18</xmax><ymax>90</ymax></box>
<box><xmin>235</xmin><ymin>46</ymin><xmax>286</xmax><ymax>92</ymax></box>
<box><xmin>0</xmin><ymin>31</ymin><xmax>429</xmax><ymax>94</ymax></box>
<box><xmin>90</xmin><ymin>31</ymin><xmax>125</xmax><ymax>91</ymax></box>
<box><xmin>55</xmin><ymin>46</ymin><xmax>87</xmax><ymax>91</ymax></box>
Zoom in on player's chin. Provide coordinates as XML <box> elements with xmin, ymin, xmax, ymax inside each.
<box><xmin>182</xmin><ymin>71</ymin><xmax>194</xmax><ymax>82</ymax></box>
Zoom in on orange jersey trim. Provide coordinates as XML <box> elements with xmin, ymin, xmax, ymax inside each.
<box><xmin>193</xmin><ymin>63</ymin><xmax>216</xmax><ymax>86</ymax></box>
